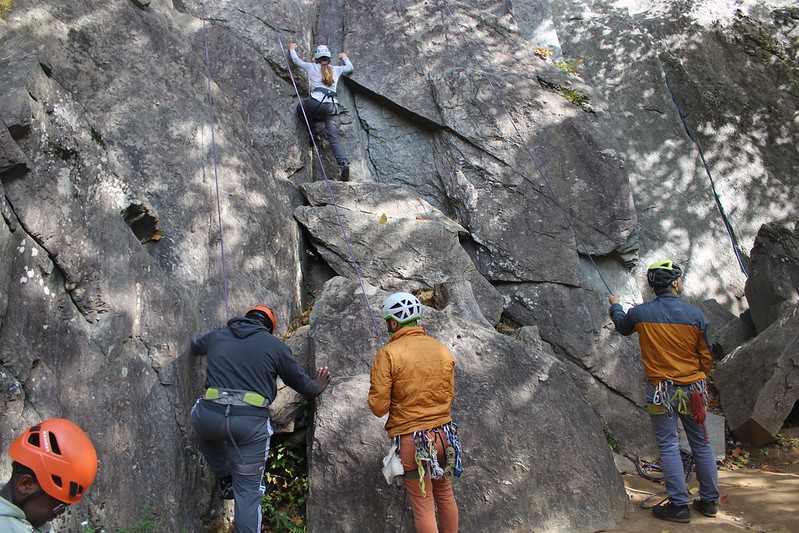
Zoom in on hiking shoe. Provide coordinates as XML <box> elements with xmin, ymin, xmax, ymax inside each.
<box><xmin>218</xmin><ymin>476</ymin><xmax>234</xmax><ymax>500</ymax></box>
<box><xmin>339</xmin><ymin>163</ymin><xmax>350</xmax><ymax>182</ymax></box>
<box><xmin>652</xmin><ymin>502</ymin><xmax>690</xmax><ymax>523</ymax></box>
<box><xmin>692</xmin><ymin>499</ymin><xmax>718</xmax><ymax>517</ymax></box>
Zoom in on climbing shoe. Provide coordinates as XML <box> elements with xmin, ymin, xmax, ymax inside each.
<box><xmin>218</xmin><ymin>476</ymin><xmax>234</xmax><ymax>500</ymax></box>
<box><xmin>339</xmin><ymin>163</ymin><xmax>350</xmax><ymax>182</ymax></box>
<box><xmin>652</xmin><ymin>502</ymin><xmax>690</xmax><ymax>523</ymax></box>
<box><xmin>692</xmin><ymin>499</ymin><xmax>718</xmax><ymax>517</ymax></box>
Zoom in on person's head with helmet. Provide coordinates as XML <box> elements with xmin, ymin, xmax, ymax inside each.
<box><xmin>381</xmin><ymin>292</ymin><xmax>422</xmax><ymax>335</ymax></box>
<box><xmin>313</xmin><ymin>44</ymin><xmax>332</xmax><ymax>64</ymax></box>
<box><xmin>245</xmin><ymin>305</ymin><xmax>277</xmax><ymax>334</ymax></box>
<box><xmin>647</xmin><ymin>260</ymin><xmax>684</xmax><ymax>296</ymax></box>
<box><xmin>1</xmin><ymin>418</ymin><xmax>98</xmax><ymax>528</ymax></box>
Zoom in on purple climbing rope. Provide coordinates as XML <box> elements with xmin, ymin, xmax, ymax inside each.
<box><xmin>200</xmin><ymin>1</ymin><xmax>231</xmax><ymax>321</ymax></box>
<box><xmin>263</xmin><ymin>0</ymin><xmax>385</xmax><ymax>346</ymax></box>
<box><xmin>439</xmin><ymin>0</ymin><xmax>614</xmax><ymax>295</ymax></box>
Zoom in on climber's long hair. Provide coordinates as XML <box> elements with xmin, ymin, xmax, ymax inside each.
<box><xmin>321</xmin><ymin>63</ymin><xmax>334</xmax><ymax>87</ymax></box>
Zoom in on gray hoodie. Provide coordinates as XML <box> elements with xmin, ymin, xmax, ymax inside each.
<box><xmin>191</xmin><ymin>317</ymin><xmax>321</xmax><ymax>402</ymax></box>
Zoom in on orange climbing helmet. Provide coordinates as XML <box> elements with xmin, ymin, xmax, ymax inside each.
<box><xmin>9</xmin><ymin>418</ymin><xmax>98</xmax><ymax>504</ymax></box>
<box><xmin>246</xmin><ymin>305</ymin><xmax>277</xmax><ymax>333</ymax></box>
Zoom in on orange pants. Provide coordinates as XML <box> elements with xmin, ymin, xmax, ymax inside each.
<box><xmin>399</xmin><ymin>431</ymin><xmax>459</xmax><ymax>533</ymax></box>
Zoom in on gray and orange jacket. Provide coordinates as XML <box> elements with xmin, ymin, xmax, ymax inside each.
<box><xmin>609</xmin><ymin>294</ymin><xmax>712</xmax><ymax>385</ymax></box>
<box><xmin>368</xmin><ymin>326</ymin><xmax>455</xmax><ymax>437</ymax></box>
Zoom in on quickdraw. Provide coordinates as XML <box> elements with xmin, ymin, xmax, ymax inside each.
<box><xmin>410</xmin><ymin>422</ymin><xmax>464</xmax><ymax>497</ymax></box>
<box><xmin>648</xmin><ymin>380</ymin><xmax>709</xmax><ymax>444</ymax></box>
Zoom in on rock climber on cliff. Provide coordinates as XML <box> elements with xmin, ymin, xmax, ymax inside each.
<box><xmin>0</xmin><ymin>418</ymin><xmax>98</xmax><ymax>533</ymax></box>
<box><xmin>190</xmin><ymin>305</ymin><xmax>331</xmax><ymax>533</ymax></box>
<box><xmin>289</xmin><ymin>42</ymin><xmax>354</xmax><ymax>181</ymax></box>
<box><xmin>608</xmin><ymin>260</ymin><xmax>720</xmax><ymax>524</ymax></box>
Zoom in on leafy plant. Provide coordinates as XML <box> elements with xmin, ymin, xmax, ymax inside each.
<box><xmin>116</xmin><ymin>505</ymin><xmax>163</xmax><ymax>533</ymax></box>
<box><xmin>555</xmin><ymin>58</ymin><xmax>584</xmax><ymax>76</ymax></box>
<box><xmin>262</xmin><ymin>439</ymin><xmax>309</xmax><ymax>532</ymax></box>
<box><xmin>603</xmin><ymin>424</ymin><xmax>620</xmax><ymax>450</ymax></box>
<box><xmin>0</xmin><ymin>0</ymin><xmax>12</xmax><ymax>19</ymax></box>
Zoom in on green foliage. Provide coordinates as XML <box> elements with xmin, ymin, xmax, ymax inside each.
<box><xmin>0</xmin><ymin>0</ymin><xmax>12</xmax><ymax>19</ymax></box>
<box><xmin>536</xmin><ymin>76</ymin><xmax>594</xmax><ymax>113</ymax></box>
<box><xmin>559</xmin><ymin>88</ymin><xmax>593</xmax><ymax>111</ymax></box>
<box><xmin>263</xmin><ymin>439</ymin><xmax>308</xmax><ymax>532</ymax></box>
<box><xmin>116</xmin><ymin>505</ymin><xmax>164</xmax><ymax>533</ymax></box>
<box><xmin>91</xmin><ymin>127</ymin><xmax>107</xmax><ymax>148</ymax></box>
<box><xmin>555</xmin><ymin>59</ymin><xmax>584</xmax><ymax>76</ymax></box>
<box><xmin>80</xmin><ymin>505</ymin><xmax>169</xmax><ymax>533</ymax></box>
<box><xmin>603</xmin><ymin>424</ymin><xmax>619</xmax><ymax>450</ymax></box>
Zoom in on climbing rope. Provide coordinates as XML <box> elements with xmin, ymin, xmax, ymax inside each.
<box><xmin>438</xmin><ymin>0</ymin><xmax>615</xmax><ymax>295</ymax></box>
<box><xmin>665</xmin><ymin>75</ymin><xmax>749</xmax><ymax>278</ymax></box>
<box><xmin>262</xmin><ymin>0</ymin><xmax>385</xmax><ymax>346</ymax></box>
<box><xmin>622</xmin><ymin>451</ymin><xmax>697</xmax><ymax>509</ymax></box>
<box><xmin>200</xmin><ymin>1</ymin><xmax>231</xmax><ymax>320</ymax></box>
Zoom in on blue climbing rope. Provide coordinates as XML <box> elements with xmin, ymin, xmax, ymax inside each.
<box><xmin>262</xmin><ymin>0</ymin><xmax>386</xmax><ymax>346</ymax></box>
<box><xmin>200</xmin><ymin>1</ymin><xmax>231</xmax><ymax>321</ymax></box>
<box><xmin>665</xmin><ymin>75</ymin><xmax>750</xmax><ymax>278</ymax></box>
<box><xmin>438</xmin><ymin>0</ymin><xmax>615</xmax><ymax>294</ymax></box>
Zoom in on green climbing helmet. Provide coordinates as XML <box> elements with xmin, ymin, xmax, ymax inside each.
<box><xmin>647</xmin><ymin>260</ymin><xmax>683</xmax><ymax>289</ymax></box>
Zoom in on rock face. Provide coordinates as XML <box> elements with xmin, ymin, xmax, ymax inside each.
<box><xmin>0</xmin><ymin>0</ymin><xmax>797</xmax><ymax>531</ymax></box>
<box><xmin>744</xmin><ymin>220</ymin><xmax>799</xmax><ymax>333</ymax></box>
<box><xmin>715</xmin><ymin>305</ymin><xmax>799</xmax><ymax>446</ymax></box>
<box><xmin>548</xmin><ymin>0</ymin><xmax>799</xmax><ymax>309</ymax></box>
<box><xmin>715</xmin><ymin>219</ymin><xmax>799</xmax><ymax>446</ymax></box>
<box><xmin>304</xmin><ymin>277</ymin><xmax>626</xmax><ymax>533</ymax></box>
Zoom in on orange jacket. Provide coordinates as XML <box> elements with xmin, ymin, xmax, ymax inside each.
<box><xmin>368</xmin><ymin>326</ymin><xmax>455</xmax><ymax>437</ymax></box>
<box><xmin>609</xmin><ymin>294</ymin><xmax>712</xmax><ymax>385</ymax></box>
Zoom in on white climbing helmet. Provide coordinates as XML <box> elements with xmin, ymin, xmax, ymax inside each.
<box><xmin>381</xmin><ymin>292</ymin><xmax>422</xmax><ymax>324</ymax></box>
<box><xmin>313</xmin><ymin>45</ymin><xmax>332</xmax><ymax>61</ymax></box>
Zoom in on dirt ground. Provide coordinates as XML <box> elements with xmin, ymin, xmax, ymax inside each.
<box><xmin>605</xmin><ymin>428</ymin><xmax>799</xmax><ymax>532</ymax></box>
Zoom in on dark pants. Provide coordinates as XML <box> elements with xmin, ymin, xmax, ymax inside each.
<box><xmin>191</xmin><ymin>399</ymin><xmax>273</xmax><ymax>533</ymax></box>
<box><xmin>296</xmin><ymin>97</ymin><xmax>348</xmax><ymax>166</ymax></box>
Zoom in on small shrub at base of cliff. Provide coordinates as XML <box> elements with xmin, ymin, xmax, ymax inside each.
<box><xmin>262</xmin><ymin>439</ymin><xmax>308</xmax><ymax>532</ymax></box>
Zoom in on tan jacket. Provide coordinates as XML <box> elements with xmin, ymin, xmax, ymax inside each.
<box><xmin>368</xmin><ymin>326</ymin><xmax>455</xmax><ymax>437</ymax></box>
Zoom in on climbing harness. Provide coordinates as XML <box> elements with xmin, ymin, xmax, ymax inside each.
<box><xmin>438</xmin><ymin>0</ymin><xmax>615</xmax><ymax>295</ymax></box>
<box><xmin>204</xmin><ymin>387</ymin><xmax>271</xmax><ymax>409</ymax></box>
<box><xmin>263</xmin><ymin>0</ymin><xmax>385</xmax><ymax>346</ymax></box>
<box><xmin>647</xmin><ymin>380</ymin><xmax>709</xmax><ymax>444</ymax></box>
<box><xmin>200</xmin><ymin>1</ymin><xmax>231</xmax><ymax>320</ymax></box>
<box><xmin>665</xmin><ymin>75</ymin><xmax>749</xmax><ymax>278</ymax></box>
<box><xmin>405</xmin><ymin>423</ymin><xmax>463</xmax><ymax>497</ymax></box>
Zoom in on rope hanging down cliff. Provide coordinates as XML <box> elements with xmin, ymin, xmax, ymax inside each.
<box><xmin>262</xmin><ymin>0</ymin><xmax>385</xmax><ymax>346</ymax></box>
<box><xmin>437</xmin><ymin>0</ymin><xmax>615</xmax><ymax>295</ymax></box>
<box><xmin>665</xmin><ymin>75</ymin><xmax>750</xmax><ymax>278</ymax></box>
<box><xmin>200</xmin><ymin>1</ymin><xmax>231</xmax><ymax>320</ymax></box>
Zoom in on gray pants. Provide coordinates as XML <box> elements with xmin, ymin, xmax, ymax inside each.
<box><xmin>191</xmin><ymin>399</ymin><xmax>273</xmax><ymax>533</ymax></box>
<box><xmin>297</xmin><ymin>97</ymin><xmax>349</xmax><ymax>166</ymax></box>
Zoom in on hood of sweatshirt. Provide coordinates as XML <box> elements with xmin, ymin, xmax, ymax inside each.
<box><xmin>227</xmin><ymin>317</ymin><xmax>269</xmax><ymax>339</ymax></box>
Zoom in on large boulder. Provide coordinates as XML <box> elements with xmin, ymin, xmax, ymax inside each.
<box><xmin>295</xmin><ymin>181</ymin><xmax>505</xmax><ymax>325</ymax></box>
<box><xmin>306</xmin><ymin>277</ymin><xmax>627</xmax><ymax>532</ymax></box>
<box><xmin>745</xmin><ymin>220</ymin><xmax>799</xmax><ymax>333</ymax></box>
<box><xmin>715</xmin><ymin>304</ymin><xmax>799</xmax><ymax>446</ymax></box>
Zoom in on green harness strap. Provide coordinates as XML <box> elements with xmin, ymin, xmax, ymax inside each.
<box><xmin>647</xmin><ymin>386</ymin><xmax>692</xmax><ymax>415</ymax></box>
<box><xmin>204</xmin><ymin>387</ymin><xmax>269</xmax><ymax>408</ymax></box>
